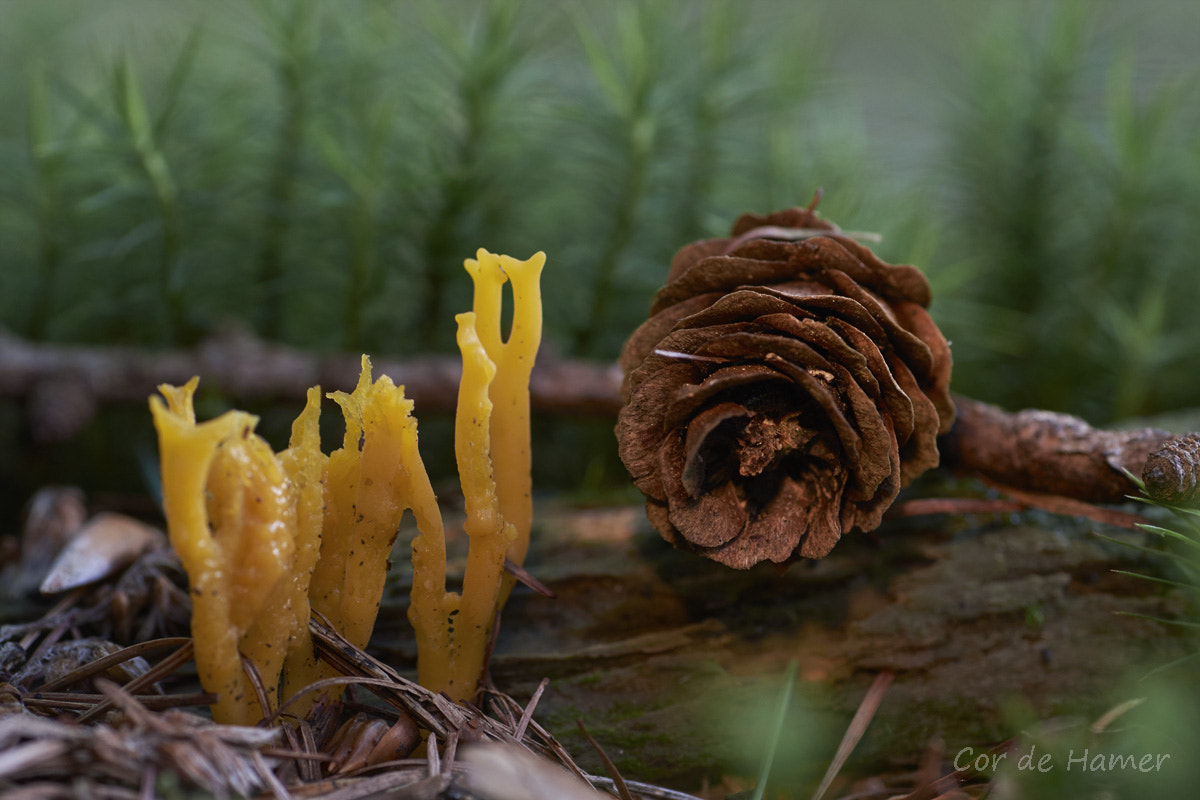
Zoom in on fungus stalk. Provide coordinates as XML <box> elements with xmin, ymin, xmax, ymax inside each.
<box><xmin>409</xmin><ymin>249</ymin><xmax>545</xmax><ymax>700</ymax></box>
<box><xmin>150</xmin><ymin>379</ymin><xmax>314</xmax><ymax>725</ymax></box>
<box><xmin>153</xmin><ymin>249</ymin><xmax>546</xmax><ymax>716</ymax></box>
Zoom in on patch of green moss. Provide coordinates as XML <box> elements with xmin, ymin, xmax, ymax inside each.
<box><xmin>565</xmin><ymin>670</ymin><xmax>606</xmax><ymax>687</ymax></box>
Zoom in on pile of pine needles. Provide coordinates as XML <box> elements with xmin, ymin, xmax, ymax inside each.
<box><xmin>0</xmin><ymin>516</ymin><xmax>1004</xmax><ymax>800</ymax></box>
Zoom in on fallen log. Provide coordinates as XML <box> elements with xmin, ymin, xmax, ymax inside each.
<box><xmin>376</xmin><ymin>503</ymin><xmax>1197</xmax><ymax>790</ymax></box>
<box><xmin>0</xmin><ymin>328</ymin><xmax>1190</xmax><ymax>511</ymax></box>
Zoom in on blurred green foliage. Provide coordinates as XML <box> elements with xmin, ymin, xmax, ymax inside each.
<box><xmin>973</xmin><ymin>670</ymin><xmax>1200</xmax><ymax>800</ymax></box>
<box><xmin>1</xmin><ymin>0</ymin><xmax>1198</xmax><ymax>503</ymax></box>
<box><xmin>2</xmin><ymin>4</ymin><xmax>1198</xmax><ymax>787</ymax></box>
<box><xmin>983</xmin><ymin>483</ymin><xmax>1200</xmax><ymax>800</ymax></box>
<box><xmin>936</xmin><ymin>2</ymin><xmax>1200</xmax><ymax>423</ymax></box>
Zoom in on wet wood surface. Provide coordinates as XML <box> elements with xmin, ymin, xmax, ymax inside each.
<box><xmin>378</xmin><ymin>496</ymin><xmax>1193</xmax><ymax>791</ymax></box>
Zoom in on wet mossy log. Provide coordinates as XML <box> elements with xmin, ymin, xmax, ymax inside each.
<box><xmin>380</xmin><ymin>504</ymin><xmax>1194</xmax><ymax>790</ymax></box>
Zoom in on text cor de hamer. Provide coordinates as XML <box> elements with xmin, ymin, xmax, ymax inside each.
<box><xmin>955</xmin><ymin>746</ymin><xmax>1171</xmax><ymax>773</ymax></box>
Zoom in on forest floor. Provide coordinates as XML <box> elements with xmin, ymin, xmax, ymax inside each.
<box><xmin>2</xmin><ymin>482</ymin><xmax>1195</xmax><ymax>798</ymax></box>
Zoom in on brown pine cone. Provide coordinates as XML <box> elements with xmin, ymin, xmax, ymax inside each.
<box><xmin>1143</xmin><ymin>433</ymin><xmax>1200</xmax><ymax>507</ymax></box>
<box><xmin>616</xmin><ymin>207</ymin><xmax>955</xmax><ymax>568</ymax></box>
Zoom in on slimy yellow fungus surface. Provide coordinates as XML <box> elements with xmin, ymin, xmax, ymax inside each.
<box><xmin>309</xmin><ymin>356</ymin><xmax>427</xmax><ymax>653</ymax></box>
<box><xmin>150</xmin><ymin>379</ymin><xmax>307</xmax><ymax>725</ymax></box>
<box><xmin>464</xmin><ymin>249</ymin><xmax>545</xmax><ymax>583</ymax></box>
<box><xmin>408</xmin><ymin>249</ymin><xmax>545</xmax><ymax>700</ymax></box>
<box><xmin>152</xmin><ymin>248</ymin><xmax>546</xmax><ymax>717</ymax></box>
<box><xmin>277</xmin><ymin>387</ymin><xmax>327</xmax><ymax>714</ymax></box>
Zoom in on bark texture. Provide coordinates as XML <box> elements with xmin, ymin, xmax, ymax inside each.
<box><xmin>382</xmin><ymin>505</ymin><xmax>1196</xmax><ymax>790</ymax></box>
<box><xmin>0</xmin><ymin>326</ymin><xmax>621</xmax><ymax>442</ymax></box>
<box><xmin>937</xmin><ymin>396</ymin><xmax>1173</xmax><ymax>504</ymax></box>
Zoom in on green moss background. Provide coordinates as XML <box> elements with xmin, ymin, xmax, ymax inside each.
<box><xmin>2</xmin><ymin>4</ymin><xmax>1198</xmax><ymax>794</ymax></box>
<box><xmin>1</xmin><ymin>0</ymin><xmax>1199</xmax><ymax>517</ymax></box>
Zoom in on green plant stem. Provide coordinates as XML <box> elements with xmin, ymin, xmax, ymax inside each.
<box><xmin>137</xmin><ymin>137</ymin><xmax>185</xmax><ymax>345</ymax></box>
<box><xmin>153</xmin><ymin>169</ymin><xmax>185</xmax><ymax>344</ymax></box>
<box><xmin>675</xmin><ymin>5</ymin><xmax>739</xmax><ymax>243</ymax></box>
<box><xmin>750</xmin><ymin>660</ymin><xmax>798</xmax><ymax>800</ymax></box>
<box><xmin>572</xmin><ymin>3</ymin><xmax>658</xmax><ymax>357</ymax></box>
<box><xmin>677</xmin><ymin>95</ymin><xmax>718</xmax><ymax>244</ymax></box>
<box><xmin>344</xmin><ymin>202</ymin><xmax>376</xmax><ymax>352</ymax></box>
<box><xmin>420</xmin><ymin>151</ymin><xmax>477</xmax><ymax>349</ymax></box>
<box><xmin>117</xmin><ymin>56</ymin><xmax>187</xmax><ymax>344</ymax></box>
<box><xmin>257</xmin><ymin>0</ymin><xmax>313</xmax><ymax>341</ymax></box>
<box><xmin>574</xmin><ymin>128</ymin><xmax>650</xmax><ymax>357</ymax></box>
<box><xmin>416</xmin><ymin>1</ymin><xmax>520</xmax><ymax>350</ymax></box>
<box><xmin>26</xmin><ymin>65</ymin><xmax>63</xmax><ymax>341</ymax></box>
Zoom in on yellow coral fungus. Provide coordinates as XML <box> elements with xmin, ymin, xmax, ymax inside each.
<box><xmin>277</xmin><ymin>387</ymin><xmax>328</xmax><ymax>714</ymax></box>
<box><xmin>152</xmin><ymin>248</ymin><xmax>546</xmax><ymax>717</ymax></box>
<box><xmin>150</xmin><ymin>380</ymin><xmax>309</xmax><ymax>725</ymax></box>
<box><xmin>308</xmin><ymin>356</ymin><xmax>435</xmax><ymax>654</ymax></box>
<box><xmin>408</xmin><ymin>249</ymin><xmax>545</xmax><ymax>700</ymax></box>
<box><xmin>463</xmin><ymin>249</ymin><xmax>545</xmax><ymax>586</ymax></box>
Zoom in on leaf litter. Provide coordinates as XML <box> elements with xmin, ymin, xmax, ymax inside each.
<box><xmin>0</xmin><ymin>490</ymin><xmax>1032</xmax><ymax>799</ymax></box>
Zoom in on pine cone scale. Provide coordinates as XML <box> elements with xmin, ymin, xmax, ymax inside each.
<box><xmin>617</xmin><ymin>207</ymin><xmax>955</xmax><ymax>568</ymax></box>
<box><xmin>680</xmin><ymin>400</ymin><xmax>749</xmax><ymax>496</ymax></box>
<box><xmin>664</xmin><ymin>363</ymin><xmax>789</xmax><ymax>430</ymax></box>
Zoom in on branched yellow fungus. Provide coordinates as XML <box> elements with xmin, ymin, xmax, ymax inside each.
<box><xmin>308</xmin><ymin>356</ymin><xmax>433</xmax><ymax>654</ymax></box>
<box><xmin>463</xmin><ymin>249</ymin><xmax>545</xmax><ymax>586</ymax></box>
<box><xmin>152</xmin><ymin>249</ymin><xmax>546</xmax><ymax>717</ymax></box>
<box><xmin>405</xmin><ymin>438</ymin><xmax>457</xmax><ymax>694</ymax></box>
<box><xmin>150</xmin><ymin>380</ymin><xmax>307</xmax><ymax>725</ymax></box>
<box><xmin>408</xmin><ymin>249</ymin><xmax>545</xmax><ymax>700</ymax></box>
<box><xmin>277</xmin><ymin>387</ymin><xmax>327</xmax><ymax>714</ymax></box>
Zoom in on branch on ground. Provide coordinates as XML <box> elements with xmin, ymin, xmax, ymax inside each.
<box><xmin>0</xmin><ymin>328</ymin><xmax>1189</xmax><ymax>517</ymax></box>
